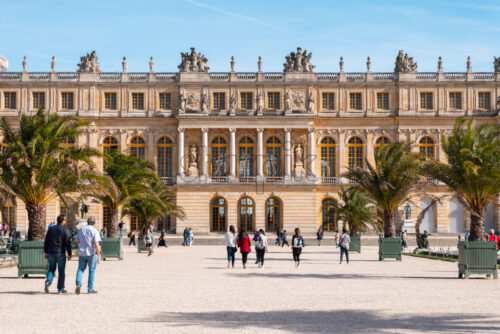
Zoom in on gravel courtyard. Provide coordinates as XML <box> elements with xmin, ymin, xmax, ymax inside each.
<box><xmin>1</xmin><ymin>244</ymin><xmax>499</xmax><ymax>334</ymax></box>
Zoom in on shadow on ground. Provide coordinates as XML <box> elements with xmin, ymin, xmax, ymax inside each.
<box><xmin>224</xmin><ymin>272</ymin><xmax>456</xmax><ymax>280</ymax></box>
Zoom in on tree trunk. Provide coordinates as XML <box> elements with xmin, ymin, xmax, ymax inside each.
<box><xmin>26</xmin><ymin>203</ymin><xmax>46</xmax><ymax>241</ymax></box>
<box><xmin>469</xmin><ymin>207</ymin><xmax>486</xmax><ymax>242</ymax></box>
<box><xmin>383</xmin><ymin>210</ymin><xmax>396</xmax><ymax>238</ymax></box>
<box><xmin>106</xmin><ymin>207</ymin><xmax>120</xmax><ymax>238</ymax></box>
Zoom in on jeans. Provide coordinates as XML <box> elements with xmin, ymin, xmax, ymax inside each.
<box><xmin>256</xmin><ymin>248</ymin><xmax>265</xmax><ymax>265</ymax></box>
<box><xmin>226</xmin><ymin>246</ymin><xmax>236</xmax><ymax>266</ymax></box>
<box><xmin>340</xmin><ymin>246</ymin><xmax>349</xmax><ymax>263</ymax></box>
<box><xmin>46</xmin><ymin>253</ymin><xmax>66</xmax><ymax>291</ymax></box>
<box><xmin>318</xmin><ymin>239</ymin><xmax>323</xmax><ymax>246</ymax></box>
<box><xmin>292</xmin><ymin>248</ymin><xmax>302</xmax><ymax>263</ymax></box>
<box><xmin>119</xmin><ymin>229</ymin><xmax>123</xmax><ymax>237</ymax></box>
<box><xmin>129</xmin><ymin>238</ymin><xmax>135</xmax><ymax>246</ymax></box>
<box><xmin>76</xmin><ymin>255</ymin><xmax>98</xmax><ymax>291</ymax></box>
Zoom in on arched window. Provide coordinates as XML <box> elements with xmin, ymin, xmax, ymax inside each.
<box><xmin>62</xmin><ymin>136</ymin><xmax>76</xmax><ymax>147</ymax></box>
<box><xmin>266</xmin><ymin>137</ymin><xmax>282</xmax><ymax>176</ymax></box>
<box><xmin>130</xmin><ymin>136</ymin><xmax>146</xmax><ymax>160</ymax></box>
<box><xmin>102</xmin><ymin>205</ymin><xmax>112</xmax><ymax>232</ymax></box>
<box><xmin>1</xmin><ymin>199</ymin><xmax>15</xmax><ymax>230</ymax></box>
<box><xmin>266</xmin><ymin>197</ymin><xmax>282</xmax><ymax>232</ymax></box>
<box><xmin>238</xmin><ymin>137</ymin><xmax>255</xmax><ymax>177</ymax></box>
<box><xmin>211</xmin><ymin>197</ymin><xmax>227</xmax><ymax>232</ymax></box>
<box><xmin>320</xmin><ymin>137</ymin><xmax>336</xmax><ymax>177</ymax></box>
<box><xmin>211</xmin><ymin>137</ymin><xmax>227</xmax><ymax>177</ymax></box>
<box><xmin>103</xmin><ymin>136</ymin><xmax>118</xmax><ymax>154</ymax></box>
<box><xmin>419</xmin><ymin>137</ymin><xmax>435</xmax><ymax>159</ymax></box>
<box><xmin>60</xmin><ymin>199</ymin><xmax>76</xmax><ymax>230</ymax></box>
<box><xmin>322</xmin><ymin>198</ymin><xmax>336</xmax><ymax>231</ymax></box>
<box><xmin>239</xmin><ymin>197</ymin><xmax>254</xmax><ymax>232</ymax></box>
<box><xmin>348</xmin><ymin>137</ymin><xmax>364</xmax><ymax>170</ymax></box>
<box><xmin>157</xmin><ymin>136</ymin><xmax>173</xmax><ymax>178</ymax></box>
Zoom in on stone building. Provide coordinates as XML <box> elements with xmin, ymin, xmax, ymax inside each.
<box><xmin>0</xmin><ymin>48</ymin><xmax>499</xmax><ymax>234</ymax></box>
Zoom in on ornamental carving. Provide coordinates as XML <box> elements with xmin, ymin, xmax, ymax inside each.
<box><xmin>394</xmin><ymin>50</ymin><xmax>417</xmax><ymax>73</ymax></box>
<box><xmin>178</xmin><ymin>48</ymin><xmax>209</xmax><ymax>73</ymax></box>
<box><xmin>183</xmin><ymin>91</ymin><xmax>200</xmax><ymax>110</ymax></box>
<box><xmin>291</xmin><ymin>90</ymin><xmax>305</xmax><ymax>110</ymax></box>
<box><xmin>283</xmin><ymin>47</ymin><xmax>315</xmax><ymax>73</ymax></box>
<box><xmin>77</xmin><ymin>51</ymin><xmax>101</xmax><ymax>73</ymax></box>
<box><xmin>494</xmin><ymin>57</ymin><xmax>500</xmax><ymax>73</ymax></box>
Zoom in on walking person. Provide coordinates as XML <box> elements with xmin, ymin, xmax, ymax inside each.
<box><xmin>334</xmin><ymin>229</ymin><xmax>340</xmax><ymax>248</ymax></box>
<box><xmin>255</xmin><ymin>229</ymin><xmax>268</xmax><ymax>268</ymax></box>
<box><xmin>157</xmin><ymin>232</ymin><xmax>167</xmax><ymax>247</ymax></box>
<box><xmin>237</xmin><ymin>228</ymin><xmax>251</xmax><ymax>269</ymax></box>
<box><xmin>339</xmin><ymin>228</ymin><xmax>351</xmax><ymax>264</ymax></box>
<box><xmin>43</xmin><ymin>214</ymin><xmax>72</xmax><ymax>293</ymax></box>
<box><xmin>74</xmin><ymin>217</ymin><xmax>101</xmax><ymax>295</ymax></box>
<box><xmin>253</xmin><ymin>230</ymin><xmax>260</xmax><ymax>263</ymax></box>
<box><xmin>291</xmin><ymin>228</ymin><xmax>304</xmax><ymax>268</ymax></box>
<box><xmin>317</xmin><ymin>227</ymin><xmax>324</xmax><ymax>246</ymax></box>
<box><xmin>144</xmin><ymin>227</ymin><xmax>153</xmax><ymax>256</ymax></box>
<box><xmin>225</xmin><ymin>225</ymin><xmax>237</xmax><ymax>268</ymax></box>
<box><xmin>128</xmin><ymin>230</ymin><xmax>136</xmax><ymax>246</ymax></box>
<box><xmin>118</xmin><ymin>220</ymin><xmax>124</xmax><ymax>237</ymax></box>
<box><xmin>401</xmin><ymin>230</ymin><xmax>409</xmax><ymax>250</ymax></box>
<box><xmin>281</xmin><ymin>230</ymin><xmax>289</xmax><ymax>247</ymax></box>
<box><xmin>183</xmin><ymin>227</ymin><xmax>188</xmax><ymax>246</ymax></box>
<box><xmin>187</xmin><ymin>227</ymin><xmax>194</xmax><ymax>246</ymax></box>
<box><xmin>275</xmin><ymin>228</ymin><xmax>282</xmax><ymax>246</ymax></box>
<box><xmin>3</xmin><ymin>222</ymin><xmax>8</xmax><ymax>236</ymax></box>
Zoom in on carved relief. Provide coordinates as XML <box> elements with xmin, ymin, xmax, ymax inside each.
<box><xmin>283</xmin><ymin>47</ymin><xmax>315</xmax><ymax>73</ymax></box>
<box><xmin>185</xmin><ymin>91</ymin><xmax>200</xmax><ymax>110</ymax></box>
<box><xmin>394</xmin><ymin>50</ymin><xmax>417</xmax><ymax>73</ymax></box>
<box><xmin>291</xmin><ymin>90</ymin><xmax>305</xmax><ymax>110</ymax></box>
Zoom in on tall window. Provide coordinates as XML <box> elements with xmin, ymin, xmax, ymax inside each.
<box><xmin>266</xmin><ymin>197</ymin><xmax>282</xmax><ymax>232</ymax></box>
<box><xmin>157</xmin><ymin>214</ymin><xmax>172</xmax><ymax>232</ymax></box>
<box><xmin>266</xmin><ymin>136</ymin><xmax>282</xmax><ymax>176</ymax></box>
<box><xmin>103</xmin><ymin>205</ymin><xmax>112</xmax><ymax>231</ymax></box>
<box><xmin>130</xmin><ymin>136</ymin><xmax>145</xmax><ymax>160</ymax></box>
<box><xmin>240</xmin><ymin>92</ymin><xmax>253</xmax><ymax>110</ymax></box>
<box><xmin>267</xmin><ymin>92</ymin><xmax>280</xmax><ymax>110</ymax></box>
<box><xmin>419</xmin><ymin>137</ymin><xmax>435</xmax><ymax>159</ymax></box>
<box><xmin>130</xmin><ymin>213</ymin><xmax>142</xmax><ymax>231</ymax></box>
<box><xmin>211</xmin><ymin>197</ymin><xmax>226</xmax><ymax>232</ymax></box>
<box><xmin>376</xmin><ymin>92</ymin><xmax>389</xmax><ymax>110</ymax></box>
<box><xmin>60</xmin><ymin>199</ymin><xmax>76</xmax><ymax>230</ymax></box>
<box><xmin>213</xmin><ymin>92</ymin><xmax>226</xmax><ymax>110</ymax></box>
<box><xmin>1</xmin><ymin>199</ymin><xmax>15</xmax><ymax>229</ymax></box>
<box><xmin>105</xmin><ymin>92</ymin><xmax>117</xmax><ymax>110</ymax></box>
<box><xmin>157</xmin><ymin>137</ymin><xmax>172</xmax><ymax>178</ymax></box>
<box><xmin>449</xmin><ymin>92</ymin><xmax>462</xmax><ymax>110</ymax></box>
<box><xmin>103</xmin><ymin>136</ymin><xmax>118</xmax><ymax>154</ymax></box>
<box><xmin>322</xmin><ymin>92</ymin><xmax>335</xmax><ymax>110</ymax></box>
<box><xmin>62</xmin><ymin>136</ymin><xmax>76</xmax><ymax>147</ymax></box>
<box><xmin>238</xmin><ymin>137</ymin><xmax>254</xmax><ymax>177</ymax></box>
<box><xmin>4</xmin><ymin>92</ymin><xmax>16</xmax><ymax>109</ymax></box>
<box><xmin>239</xmin><ymin>197</ymin><xmax>254</xmax><ymax>232</ymax></box>
<box><xmin>61</xmin><ymin>92</ymin><xmax>74</xmax><ymax>110</ymax></box>
<box><xmin>349</xmin><ymin>92</ymin><xmax>362</xmax><ymax>110</ymax></box>
<box><xmin>478</xmin><ymin>92</ymin><xmax>490</xmax><ymax>110</ymax></box>
<box><xmin>211</xmin><ymin>137</ymin><xmax>227</xmax><ymax>176</ymax></box>
<box><xmin>32</xmin><ymin>92</ymin><xmax>45</xmax><ymax>109</ymax></box>
<box><xmin>159</xmin><ymin>92</ymin><xmax>171</xmax><ymax>110</ymax></box>
<box><xmin>375</xmin><ymin>136</ymin><xmax>390</xmax><ymax>153</ymax></box>
<box><xmin>322</xmin><ymin>198</ymin><xmax>336</xmax><ymax>231</ymax></box>
<box><xmin>420</xmin><ymin>92</ymin><xmax>433</xmax><ymax>110</ymax></box>
<box><xmin>132</xmin><ymin>93</ymin><xmax>144</xmax><ymax>110</ymax></box>
<box><xmin>348</xmin><ymin>137</ymin><xmax>363</xmax><ymax>170</ymax></box>
<box><xmin>320</xmin><ymin>137</ymin><xmax>336</xmax><ymax>177</ymax></box>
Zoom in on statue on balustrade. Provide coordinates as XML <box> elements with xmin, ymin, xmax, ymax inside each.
<box><xmin>283</xmin><ymin>47</ymin><xmax>315</xmax><ymax>73</ymax></box>
<box><xmin>77</xmin><ymin>51</ymin><xmax>101</xmax><ymax>73</ymax></box>
<box><xmin>394</xmin><ymin>50</ymin><xmax>417</xmax><ymax>73</ymax></box>
<box><xmin>294</xmin><ymin>144</ymin><xmax>306</xmax><ymax>178</ymax></box>
<box><xmin>257</xmin><ymin>92</ymin><xmax>264</xmax><ymax>112</ymax></box>
<box><xmin>494</xmin><ymin>57</ymin><xmax>500</xmax><ymax>73</ymax></box>
<box><xmin>187</xmin><ymin>145</ymin><xmax>199</xmax><ymax>177</ymax></box>
<box><xmin>178</xmin><ymin>47</ymin><xmax>209</xmax><ymax>73</ymax></box>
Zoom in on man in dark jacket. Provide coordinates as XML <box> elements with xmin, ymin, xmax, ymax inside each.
<box><xmin>44</xmin><ymin>214</ymin><xmax>72</xmax><ymax>294</ymax></box>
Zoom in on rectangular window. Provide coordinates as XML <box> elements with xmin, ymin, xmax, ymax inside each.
<box><xmin>213</xmin><ymin>92</ymin><xmax>226</xmax><ymax>110</ymax></box>
<box><xmin>376</xmin><ymin>92</ymin><xmax>389</xmax><ymax>110</ymax></box>
<box><xmin>449</xmin><ymin>92</ymin><xmax>462</xmax><ymax>110</ymax></box>
<box><xmin>61</xmin><ymin>92</ymin><xmax>74</xmax><ymax>110</ymax></box>
<box><xmin>32</xmin><ymin>92</ymin><xmax>45</xmax><ymax>109</ymax></box>
<box><xmin>478</xmin><ymin>92</ymin><xmax>491</xmax><ymax>110</ymax></box>
<box><xmin>240</xmin><ymin>92</ymin><xmax>253</xmax><ymax>110</ymax></box>
<box><xmin>349</xmin><ymin>92</ymin><xmax>362</xmax><ymax>110</ymax></box>
<box><xmin>267</xmin><ymin>92</ymin><xmax>280</xmax><ymax>110</ymax></box>
<box><xmin>4</xmin><ymin>92</ymin><xmax>16</xmax><ymax>109</ymax></box>
<box><xmin>321</xmin><ymin>92</ymin><xmax>335</xmax><ymax>110</ymax></box>
<box><xmin>104</xmin><ymin>92</ymin><xmax>117</xmax><ymax>110</ymax></box>
<box><xmin>159</xmin><ymin>92</ymin><xmax>171</xmax><ymax>110</ymax></box>
<box><xmin>420</xmin><ymin>92</ymin><xmax>433</xmax><ymax>110</ymax></box>
<box><xmin>132</xmin><ymin>93</ymin><xmax>144</xmax><ymax>110</ymax></box>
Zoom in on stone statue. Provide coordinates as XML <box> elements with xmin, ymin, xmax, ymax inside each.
<box><xmin>494</xmin><ymin>56</ymin><xmax>500</xmax><ymax>72</ymax></box>
<box><xmin>285</xmin><ymin>92</ymin><xmax>292</xmax><ymax>112</ymax></box>
<box><xmin>22</xmin><ymin>56</ymin><xmax>27</xmax><ymax>72</ymax></box>
<box><xmin>201</xmin><ymin>92</ymin><xmax>208</xmax><ymax>113</ymax></box>
<box><xmin>77</xmin><ymin>51</ymin><xmax>101</xmax><ymax>73</ymax></box>
<box><xmin>394</xmin><ymin>50</ymin><xmax>417</xmax><ymax>73</ymax></box>
<box><xmin>178</xmin><ymin>93</ymin><xmax>186</xmax><ymax>113</ymax></box>
<box><xmin>404</xmin><ymin>204</ymin><xmax>412</xmax><ymax>220</ymax></box>
<box><xmin>51</xmin><ymin>56</ymin><xmax>56</xmax><ymax>72</ymax></box>
<box><xmin>122</xmin><ymin>57</ymin><xmax>127</xmax><ymax>72</ymax></box>
<box><xmin>79</xmin><ymin>202</ymin><xmax>89</xmax><ymax>219</ymax></box>
<box><xmin>149</xmin><ymin>56</ymin><xmax>154</xmax><ymax>72</ymax></box>
<box><xmin>187</xmin><ymin>145</ymin><xmax>199</xmax><ymax>176</ymax></box>
<box><xmin>294</xmin><ymin>144</ymin><xmax>306</xmax><ymax>177</ymax></box>
<box><xmin>230</xmin><ymin>92</ymin><xmax>237</xmax><ymax>112</ymax></box>
<box><xmin>178</xmin><ymin>47</ymin><xmax>209</xmax><ymax>73</ymax></box>
<box><xmin>257</xmin><ymin>92</ymin><xmax>264</xmax><ymax>112</ymax></box>
<box><xmin>283</xmin><ymin>47</ymin><xmax>315</xmax><ymax>73</ymax></box>
<box><xmin>306</xmin><ymin>92</ymin><xmax>315</xmax><ymax>112</ymax></box>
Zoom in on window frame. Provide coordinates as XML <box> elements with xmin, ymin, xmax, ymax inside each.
<box><xmin>130</xmin><ymin>136</ymin><xmax>146</xmax><ymax>160</ymax></box>
<box><xmin>376</xmin><ymin>92</ymin><xmax>390</xmax><ymax>111</ymax></box>
<box><xmin>158</xmin><ymin>92</ymin><xmax>172</xmax><ymax>110</ymax></box>
<box><xmin>61</xmin><ymin>91</ymin><xmax>74</xmax><ymax>110</ymax></box>
<box><xmin>239</xmin><ymin>92</ymin><xmax>253</xmax><ymax>110</ymax></box>
<box><xmin>419</xmin><ymin>92</ymin><xmax>434</xmax><ymax>111</ymax></box>
<box><xmin>477</xmin><ymin>91</ymin><xmax>491</xmax><ymax>110</ymax></box>
<box><xmin>419</xmin><ymin>136</ymin><xmax>435</xmax><ymax>159</ymax></box>
<box><xmin>320</xmin><ymin>137</ymin><xmax>336</xmax><ymax>177</ymax></box>
<box><xmin>448</xmin><ymin>91</ymin><xmax>463</xmax><ymax>110</ymax></box>
<box><xmin>347</xmin><ymin>136</ymin><xmax>364</xmax><ymax>170</ymax></box>
<box><xmin>321</xmin><ymin>92</ymin><xmax>335</xmax><ymax>111</ymax></box>
<box><xmin>32</xmin><ymin>91</ymin><xmax>46</xmax><ymax>110</ymax></box>
<box><xmin>104</xmin><ymin>92</ymin><xmax>117</xmax><ymax>110</ymax></box>
<box><xmin>4</xmin><ymin>91</ymin><xmax>17</xmax><ymax>110</ymax></box>
<box><xmin>267</xmin><ymin>91</ymin><xmax>281</xmax><ymax>110</ymax></box>
<box><xmin>131</xmin><ymin>92</ymin><xmax>145</xmax><ymax>110</ymax></box>
<box><xmin>157</xmin><ymin>136</ymin><xmax>173</xmax><ymax>178</ymax></box>
<box><xmin>211</xmin><ymin>197</ymin><xmax>227</xmax><ymax>232</ymax></box>
<box><xmin>212</xmin><ymin>92</ymin><xmax>226</xmax><ymax>110</ymax></box>
<box><xmin>349</xmin><ymin>92</ymin><xmax>362</xmax><ymax>111</ymax></box>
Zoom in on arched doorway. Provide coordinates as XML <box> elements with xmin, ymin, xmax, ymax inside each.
<box><xmin>211</xmin><ymin>197</ymin><xmax>227</xmax><ymax>232</ymax></box>
<box><xmin>239</xmin><ymin>197</ymin><xmax>254</xmax><ymax>232</ymax></box>
<box><xmin>420</xmin><ymin>198</ymin><xmax>436</xmax><ymax>233</ymax></box>
<box><xmin>449</xmin><ymin>198</ymin><xmax>464</xmax><ymax>233</ymax></box>
<box><xmin>266</xmin><ymin>197</ymin><xmax>282</xmax><ymax>232</ymax></box>
<box><xmin>322</xmin><ymin>198</ymin><xmax>336</xmax><ymax>231</ymax></box>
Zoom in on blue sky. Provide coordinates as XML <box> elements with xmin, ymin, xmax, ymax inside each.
<box><xmin>1</xmin><ymin>0</ymin><xmax>499</xmax><ymax>72</ymax></box>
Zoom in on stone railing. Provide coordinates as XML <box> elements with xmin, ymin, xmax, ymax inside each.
<box><xmin>317</xmin><ymin>73</ymin><xmax>339</xmax><ymax>81</ymax></box>
<box><xmin>265</xmin><ymin>176</ymin><xmax>284</xmax><ymax>183</ymax></box>
<box><xmin>264</xmin><ymin>72</ymin><xmax>284</xmax><ymax>80</ymax></box>
<box><xmin>238</xmin><ymin>176</ymin><xmax>256</xmax><ymax>183</ymax></box>
<box><xmin>160</xmin><ymin>177</ymin><xmax>175</xmax><ymax>185</ymax></box>
<box><xmin>321</xmin><ymin>176</ymin><xmax>340</xmax><ymax>184</ymax></box>
<box><xmin>155</xmin><ymin>73</ymin><xmax>177</xmax><ymax>81</ymax></box>
<box><xmin>444</xmin><ymin>72</ymin><xmax>466</xmax><ymax>80</ymax></box>
<box><xmin>416</xmin><ymin>72</ymin><xmax>438</xmax><ymax>80</ymax></box>
<box><xmin>236</xmin><ymin>72</ymin><xmax>257</xmax><ymax>80</ymax></box>
<box><xmin>211</xmin><ymin>176</ymin><xmax>229</xmax><ymax>184</ymax></box>
<box><xmin>373</xmin><ymin>73</ymin><xmax>394</xmax><ymax>80</ymax></box>
<box><xmin>29</xmin><ymin>72</ymin><xmax>50</xmax><ymax>80</ymax></box>
<box><xmin>100</xmin><ymin>72</ymin><xmax>121</xmax><ymax>81</ymax></box>
<box><xmin>56</xmin><ymin>72</ymin><xmax>79</xmax><ymax>79</ymax></box>
<box><xmin>346</xmin><ymin>73</ymin><xmax>366</xmax><ymax>81</ymax></box>
<box><xmin>128</xmin><ymin>72</ymin><xmax>148</xmax><ymax>80</ymax></box>
<box><xmin>209</xmin><ymin>72</ymin><xmax>229</xmax><ymax>81</ymax></box>
<box><xmin>474</xmin><ymin>72</ymin><xmax>495</xmax><ymax>80</ymax></box>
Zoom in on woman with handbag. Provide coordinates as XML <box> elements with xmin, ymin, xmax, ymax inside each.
<box><xmin>225</xmin><ymin>225</ymin><xmax>238</xmax><ymax>268</ymax></box>
<box><xmin>255</xmin><ymin>229</ymin><xmax>268</xmax><ymax>268</ymax></box>
<box><xmin>291</xmin><ymin>228</ymin><xmax>304</xmax><ymax>268</ymax></box>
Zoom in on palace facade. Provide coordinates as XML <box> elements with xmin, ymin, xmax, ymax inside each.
<box><xmin>0</xmin><ymin>48</ymin><xmax>499</xmax><ymax>234</ymax></box>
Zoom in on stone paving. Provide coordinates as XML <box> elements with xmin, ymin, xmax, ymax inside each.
<box><xmin>0</xmin><ymin>244</ymin><xmax>499</xmax><ymax>334</ymax></box>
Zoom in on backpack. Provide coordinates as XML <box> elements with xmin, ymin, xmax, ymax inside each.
<box><xmin>256</xmin><ymin>236</ymin><xmax>265</xmax><ymax>249</ymax></box>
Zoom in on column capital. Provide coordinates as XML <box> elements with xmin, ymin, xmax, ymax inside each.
<box><xmin>284</xmin><ymin>128</ymin><xmax>291</xmax><ymax>133</ymax></box>
<box><xmin>201</xmin><ymin>128</ymin><xmax>209</xmax><ymax>133</ymax></box>
<box><xmin>257</xmin><ymin>128</ymin><xmax>264</xmax><ymax>133</ymax></box>
<box><xmin>178</xmin><ymin>127</ymin><xmax>185</xmax><ymax>133</ymax></box>
<box><xmin>308</xmin><ymin>127</ymin><xmax>315</xmax><ymax>133</ymax></box>
<box><xmin>229</xmin><ymin>128</ymin><xmax>236</xmax><ymax>133</ymax></box>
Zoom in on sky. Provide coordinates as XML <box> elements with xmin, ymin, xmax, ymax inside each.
<box><xmin>1</xmin><ymin>0</ymin><xmax>499</xmax><ymax>72</ymax></box>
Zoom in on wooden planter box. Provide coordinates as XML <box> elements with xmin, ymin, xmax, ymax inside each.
<box><xmin>378</xmin><ymin>237</ymin><xmax>402</xmax><ymax>261</ymax></box>
<box><xmin>349</xmin><ymin>234</ymin><xmax>361</xmax><ymax>253</ymax></box>
<box><xmin>18</xmin><ymin>241</ymin><xmax>48</xmax><ymax>278</ymax></box>
<box><xmin>137</xmin><ymin>238</ymin><xmax>154</xmax><ymax>253</ymax></box>
<box><xmin>458</xmin><ymin>239</ymin><xmax>498</xmax><ymax>279</ymax></box>
<box><xmin>101</xmin><ymin>237</ymin><xmax>123</xmax><ymax>260</ymax></box>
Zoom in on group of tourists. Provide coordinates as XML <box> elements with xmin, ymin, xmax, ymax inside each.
<box><xmin>182</xmin><ymin>227</ymin><xmax>194</xmax><ymax>246</ymax></box>
<box><xmin>274</xmin><ymin>229</ymin><xmax>290</xmax><ymax>247</ymax></box>
<box><xmin>0</xmin><ymin>222</ymin><xmax>9</xmax><ymax>237</ymax></box>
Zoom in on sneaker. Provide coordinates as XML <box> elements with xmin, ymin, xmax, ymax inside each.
<box><xmin>44</xmin><ymin>283</ymin><xmax>50</xmax><ymax>293</ymax></box>
<box><xmin>88</xmin><ymin>290</ymin><xmax>98</xmax><ymax>294</ymax></box>
<box><xmin>243</xmin><ymin>264</ymin><xmax>246</xmax><ymax>269</ymax></box>
<box><xmin>58</xmin><ymin>289</ymin><xmax>67</xmax><ymax>294</ymax></box>
<box><xmin>75</xmin><ymin>285</ymin><xmax>81</xmax><ymax>295</ymax></box>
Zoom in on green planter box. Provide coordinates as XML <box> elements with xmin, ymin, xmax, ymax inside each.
<box><xmin>101</xmin><ymin>237</ymin><xmax>123</xmax><ymax>260</ymax></box>
<box><xmin>458</xmin><ymin>239</ymin><xmax>498</xmax><ymax>279</ymax></box>
<box><xmin>349</xmin><ymin>234</ymin><xmax>361</xmax><ymax>253</ymax></box>
<box><xmin>18</xmin><ymin>241</ymin><xmax>48</xmax><ymax>278</ymax></box>
<box><xmin>137</xmin><ymin>238</ymin><xmax>154</xmax><ymax>253</ymax></box>
<box><xmin>378</xmin><ymin>237</ymin><xmax>402</xmax><ymax>261</ymax></box>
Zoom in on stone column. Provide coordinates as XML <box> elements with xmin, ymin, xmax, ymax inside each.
<box><xmin>284</xmin><ymin>128</ymin><xmax>291</xmax><ymax>181</ymax></box>
<box><xmin>229</xmin><ymin>128</ymin><xmax>236</xmax><ymax>180</ymax></box>
<box><xmin>177</xmin><ymin>128</ymin><xmax>185</xmax><ymax>179</ymax></box>
<box><xmin>308</xmin><ymin>128</ymin><xmax>316</xmax><ymax>178</ymax></box>
<box><xmin>201</xmin><ymin>128</ymin><xmax>208</xmax><ymax>181</ymax></box>
<box><xmin>257</xmin><ymin>128</ymin><xmax>264</xmax><ymax>181</ymax></box>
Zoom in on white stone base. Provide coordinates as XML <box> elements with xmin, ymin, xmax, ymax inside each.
<box><xmin>402</xmin><ymin>219</ymin><xmax>416</xmax><ymax>233</ymax></box>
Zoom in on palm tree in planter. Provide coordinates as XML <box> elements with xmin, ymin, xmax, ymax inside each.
<box><xmin>425</xmin><ymin>119</ymin><xmax>500</xmax><ymax>242</ymax></box>
<box><xmin>0</xmin><ymin>109</ymin><xmax>104</xmax><ymax>241</ymax></box>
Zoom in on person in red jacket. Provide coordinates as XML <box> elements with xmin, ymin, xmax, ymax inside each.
<box><xmin>487</xmin><ymin>229</ymin><xmax>499</xmax><ymax>251</ymax></box>
<box><xmin>237</xmin><ymin>228</ymin><xmax>251</xmax><ymax>269</ymax></box>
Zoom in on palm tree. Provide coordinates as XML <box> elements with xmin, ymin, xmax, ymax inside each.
<box><xmin>425</xmin><ymin>119</ymin><xmax>500</xmax><ymax>241</ymax></box>
<box><xmin>0</xmin><ymin>109</ymin><xmax>103</xmax><ymax>241</ymax></box>
<box><xmin>344</xmin><ymin>142</ymin><xmax>423</xmax><ymax>238</ymax></box>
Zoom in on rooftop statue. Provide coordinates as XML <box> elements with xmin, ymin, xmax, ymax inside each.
<box><xmin>77</xmin><ymin>51</ymin><xmax>101</xmax><ymax>73</ymax></box>
<box><xmin>494</xmin><ymin>56</ymin><xmax>500</xmax><ymax>73</ymax></box>
<box><xmin>178</xmin><ymin>47</ymin><xmax>209</xmax><ymax>73</ymax></box>
<box><xmin>283</xmin><ymin>47</ymin><xmax>315</xmax><ymax>73</ymax></box>
<box><xmin>394</xmin><ymin>50</ymin><xmax>417</xmax><ymax>73</ymax></box>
